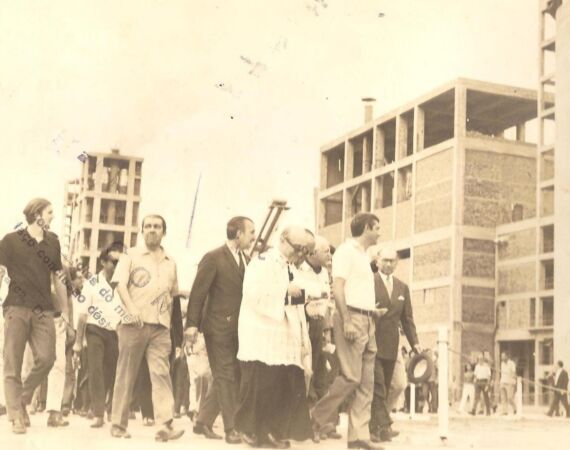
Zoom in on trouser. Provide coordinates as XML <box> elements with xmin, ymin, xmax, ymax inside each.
<box><xmin>74</xmin><ymin>348</ymin><xmax>90</xmax><ymax>412</ymax></box>
<box><xmin>471</xmin><ymin>381</ymin><xmax>490</xmax><ymax>415</ymax></box>
<box><xmin>61</xmin><ymin>343</ymin><xmax>75</xmax><ymax>410</ymax></box>
<box><xmin>198</xmin><ymin>332</ymin><xmax>240</xmax><ymax>432</ymax></box>
<box><xmin>3</xmin><ymin>305</ymin><xmax>56</xmax><ymax>421</ymax></box>
<box><xmin>311</xmin><ymin>312</ymin><xmax>376</xmax><ymax>442</ymax></box>
<box><xmin>46</xmin><ymin>317</ymin><xmax>67</xmax><ymax>412</ymax></box>
<box><xmin>172</xmin><ymin>356</ymin><xmax>189</xmax><ymax>413</ymax></box>
<box><xmin>458</xmin><ymin>383</ymin><xmax>475</xmax><ymax>413</ymax></box>
<box><xmin>387</xmin><ymin>356</ymin><xmax>406</xmax><ymax>411</ymax></box>
<box><xmin>499</xmin><ymin>383</ymin><xmax>516</xmax><ymax>414</ymax></box>
<box><xmin>112</xmin><ymin>323</ymin><xmax>174</xmax><ymax>429</ymax></box>
<box><xmin>307</xmin><ymin>317</ymin><xmax>324</xmax><ymax>404</ymax></box>
<box><xmin>547</xmin><ymin>391</ymin><xmax>570</xmax><ymax>416</ymax></box>
<box><xmin>422</xmin><ymin>381</ymin><xmax>438</xmax><ymax>412</ymax></box>
<box><xmin>86</xmin><ymin>325</ymin><xmax>118</xmax><ymax>418</ymax></box>
<box><xmin>370</xmin><ymin>357</ymin><xmax>396</xmax><ymax>433</ymax></box>
<box><xmin>131</xmin><ymin>356</ymin><xmax>154</xmax><ymax>419</ymax></box>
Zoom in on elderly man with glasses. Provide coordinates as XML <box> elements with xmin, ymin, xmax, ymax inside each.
<box><xmin>234</xmin><ymin>226</ymin><xmax>315</xmax><ymax>449</ymax></box>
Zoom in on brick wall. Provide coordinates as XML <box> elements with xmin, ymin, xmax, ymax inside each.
<box><xmin>462</xmin><ymin>285</ymin><xmax>495</xmax><ymax>323</ymax></box>
<box><xmin>497</xmin><ymin>228</ymin><xmax>536</xmax><ymax>260</ymax></box>
<box><xmin>463</xmin><ymin>238</ymin><xmax>495</xmax><ymax>278</ymax></box>
<box><xmin>497</xmin><ymin>262</ymin><xmax>535</xmax><ymax>295</ymax></box>
<box><xmin>412</xmin><ymin>286</ymin><xmax>450</xmax><ymax>324</ymax></box>
<box><xmin>413</xmin><ymin>239</ymin><xmax>451</xmax><ymax>280</ymax></box>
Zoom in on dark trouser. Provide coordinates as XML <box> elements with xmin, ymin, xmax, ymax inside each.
<box><xmin>235</xmin><ymin>361</ymin><xmax>312</xmax><ymax>442</ymax></box>
<box><xmin>198</xmin><ymin>332</ymin><xmax>240</xmax><ymax>432</ymax></box>
<box><xmin>172</xmin><ymin>357</ymin><xmax>189</xmax><ymax>413</ymax></box>
<box><xmin>196</xmin><ymin>380</ymin><xmax>220</xmax><ymax>425</ymax></box>
<box><xmin>471</xmin><ymin>381</ymin><xmax>490</xmax><ymax>415</ymax></box>
<box><xmin>422</xmin><ymin>381</ymin><xmax>438</xmax><ymax>413</ymax></box>
<box><xmin>86</xmin><ymin>325</ymin><xmax>118</xmax><ymax>418</ymax></box>
<box><xmin>404</xmin><ymin>384</ymin><xmax>421</xmax><ymax>412</ymax></box>
<box><xmin>370</xmin><ymin>357</ymin><xmax>396</xmax><ymax>433</ymax></box>
<box><xmin>307</xmin><ymin>317</ymin><xmax>324</xmax><ymax>407</ymax></box>
<box><xmin>112</xmin><ymin>323</ymin><xmax>174</xmax><ymax>429</ymax></box>
<box><xmin>132</xmin><ymin>356</ymin><xmax>154</xmax><ymax>419</ymax></box>
<box><xmin>3</xmin><ymin>306</ymin><xmax>56</xmax><ymax>421</ymax></box>
<box><xmin>62</xmin><ymin>342</ymin><xmax>76</xmax><ymax>410</ymax></box>
<box><xmin>547</xmin><ymin>391</ymin><xmax>570</xmax><ymax>416</ymax></box>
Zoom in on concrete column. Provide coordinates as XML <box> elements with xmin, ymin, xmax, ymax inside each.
<box><xmin>376</xmin><ymin>127</ymin><xmax>385</xmax><ymax>168</ymax></box>
<box><xmin>362</xmin><ymin>135</ymin><xmax>370</xmax><ymax>173</ymax></box>
<box><xmin>554</xmin><ymin>2</ymin><xmax>570</xmax><ymax>365</ymax></box>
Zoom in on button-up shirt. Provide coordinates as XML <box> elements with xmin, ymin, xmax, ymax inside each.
<box><xmin>332</xmin><ymin>239</ymin><xmax>375</xmax><ymax>311</ymax></box>
<box><xmin>474</xmin><ymin>362</ymin><xmax>491</xmax><ymax>381</ymax></box>
<box><xmin>112</xmin><ymin>246</ymin><xmax>179</xmax><ymax>328</ymax></box>
<box><xmin>76</xmin><ymin>271</ymin><xmax>123</xmax><ymax>331</ymax></box>
<box><xmin>226</xmin><ymin>241</ymin><xmax>245</xmax><ymax>268</ymax></box>
<box><xmin>379</xmin><ymin>271</ymin><xmax>393</xmax><ymax>297</ymax></box>
<box><xmin>500</xmin><ymin>359</ymin><xmax>517</xmax><ymax>385</ymax></box>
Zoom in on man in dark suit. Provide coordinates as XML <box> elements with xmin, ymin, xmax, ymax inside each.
<box><xmin>547</xmin><ymin>360</ymin><xmax>570</xmax><ymax>417</ymax></box>
<box><xmin>184</xmin><ymin>216</ymin><xmax>256</xmax><ymax>444</ymax></box>
<box><xmin>370</xmin><ymin>247</ymin><xmax>421</xmax><ymax>443</ymax></box>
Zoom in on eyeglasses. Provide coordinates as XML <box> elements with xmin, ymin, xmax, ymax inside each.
<box><xmin>109</xmin><ymin>259</ymin><xmax>120</xmax><ymax>267</ymax></box>
<box><xmin>284</xmin><ymin>236</ymin><xmax>310</xmax><ymax>256</ymax></box>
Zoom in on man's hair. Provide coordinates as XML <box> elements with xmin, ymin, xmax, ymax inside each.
<box><xmin>100</xmin><ymin>242</ymin><xmax>126</xmax><ymax>262</ymax></box>
<box><xmin>558</xmin><ymin>360</ymin><xmax>564</xmax><ymax>368</ymax></box>
<box><xmin>227</xmin><ymin>216</ymin><xmax>252</xmax><ymax>239</ymax></box>
<box><xmin>141</xmin><ymin>214</ymin><xmax>167</xmax><ymax>234</ymax></box>
<box><xmin>23</xmin><ymin>198</ymin><xmax>51</xmax><ymax>225</ymax></box>
<box><xmin>350</xmin><ymin>212</ymin><xmax>379</xmax><ymax>237</ymax></box>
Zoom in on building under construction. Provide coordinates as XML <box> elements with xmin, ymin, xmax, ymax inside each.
<box><xmin>315</xmin><ymin>73</ymin><xmax>564</xmax><ymax>404</ymax></box>
<box><xmin>62</xmin><ymin>149</ymin><xmax>143</xmax><ymax>275</ymax></box>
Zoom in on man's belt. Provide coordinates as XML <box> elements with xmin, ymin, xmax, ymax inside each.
<box><xmin>285</xmin><ymin>295</ymin><xmax>305</xmax><ymax>306</ymax></box>
<box><xmin>347</xmin><ymin>305</ymin><xmax>375</xmax><ymax>316</ymax></box>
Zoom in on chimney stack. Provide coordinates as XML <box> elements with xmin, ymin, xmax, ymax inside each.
<box><xmin>362</xmin><ymin>97</ymin><xmax>376</xmax><ymax>123</ymax></box>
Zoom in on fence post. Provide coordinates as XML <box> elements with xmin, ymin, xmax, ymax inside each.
<box><xmin>516</xmin><ymin>376</ymin><xmax>523</xmax><ymax>419</ymax></box>
<box><xmin>438</xmin><ymin>326</ymin><xmax>449</xmax><ymax>441</ymax></box>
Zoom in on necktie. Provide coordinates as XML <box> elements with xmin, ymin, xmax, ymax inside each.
<box><xmin>238</xmin><ymin>251</ymin><xmax>245</xmax><ymax>275</ymax></box>
<box><xmin>386</xmin><ymin>275</ymin><xmax>393</xmax><ymax>297</ymax></box>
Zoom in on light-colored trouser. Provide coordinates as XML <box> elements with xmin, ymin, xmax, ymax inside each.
<box><xmin>312</xmin><ymin>312</ymin><xmax>376</xmax><ymax>442</ymax></box>
<box><xmin>387</xmin><ymin>354</ymin><xmax>407</xmax><ymax>411</ymax></box>
<box><xmin>112</xmin><ymin>323</ymin><xmax>174</xmax><ymax>429</ymax></box>
<box><xmin>186</xmin><ymin>355</ymin><xmax>212</xmax><ymax>412</ymax></box>
<box><xmin>458</xmin><ymin>383</ymin><xmax>475</xmax><ymax>413</ymax></box>
<box><xmin>46</xmin><ymin>317</ymin><xmax>67</xmax><ymax>412</ymax></box>
<box><xmin>500</xmin><ymin>383</ymin><xmax>516</xmax><ymax>414</ymax></box>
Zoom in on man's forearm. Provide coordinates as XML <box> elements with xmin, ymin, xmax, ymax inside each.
<box><xmin>332</xmin><ymin>279</ymin><xmax>350</xmax><ymax>322</ymax></box>
<box><xmin>53</xmin><ymin>273</ymin><xmax>69</xmax><ymax>319</ymax></box>
<box><xmin>75</xmin><ymin>314</ymin><xmax>88</xmax><ymax>346</ymax></box>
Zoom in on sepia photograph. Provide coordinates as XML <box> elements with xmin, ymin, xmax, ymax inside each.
<box><xmin>0</xmin><ymin>0</ymin><xmax>569</xmax><ymax>449</ymax></box>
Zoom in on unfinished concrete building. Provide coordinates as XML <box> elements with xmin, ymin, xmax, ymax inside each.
<box><xmin>64</xmin><ymin>149</ymin><xmax>143</xmax><ymax>275</ymax></box>
<box><xmin>316</xmin><ymin>78</ymin><xmax>553</xmax><ymax>402</ymax></box>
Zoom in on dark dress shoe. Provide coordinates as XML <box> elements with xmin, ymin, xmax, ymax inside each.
<box><xmin>370</xmin><ymin>432</ymin><xmax>384</xmax><ymax>443</ymax></box>
<box><xmin>110</xmin><ymin>425</ymin><xmax>131</xmax><ymax>438</ymax></box>
<box><xmin>225</xmin><ymin>429</ymin><xmax>243</xmax><ymax>444</ymax></box>
<box><xmin>193</xmin><ymin>422</ymin><xmax>223</xmax><ymax>439</ymax></box>
<box><xmin>12</xmin><ymin>419</ymin><xmax>27</xmax><ymax>434</ymax></box>
<box><xmin>47</xmin><ymin>411</ymin><xmax>69</xmax><ymax>427</ymax></box>
<box><xmin>155</xmin><ymin>425</ymin><xmax>185</xmax><ymax>442</ymax></box>
<box><xmin>328</xmin><ymin>430</ymin><xmax>342</xmax><ymax>439</ymax></box>
<box><xmin>347</xmin><ymin>440</ymin><xmax>384</xmax><ymax>450</ymax></box>
<box><xmin>241</xmin><ymin>432</ymin><xmax>258</xmax><ymax>447</ymax></box>
<box><xmin>91</xmin><ymin>417</ymin><xmax>105</xmax><ymax>428</ymax></box>
<box><xmin>264</xmin><ymin>433</ymin><xmax>291</xmax><ymax>449</ymax></box>
<box><xmin>386</xmin><ymin>427</ymin><xmax>399</xmax><ymax>438</ymax></box>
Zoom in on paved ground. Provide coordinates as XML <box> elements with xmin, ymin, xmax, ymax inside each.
<box><xmin>0</xmin><ymin>411</ymin><xmax>568</xmax><ymax>450</ymax></box>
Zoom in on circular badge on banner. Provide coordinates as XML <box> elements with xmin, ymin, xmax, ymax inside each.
<box><xmin>130</xmin><ymin>267</ymin><xmax>151</xmax><ymax>288</ymax></box>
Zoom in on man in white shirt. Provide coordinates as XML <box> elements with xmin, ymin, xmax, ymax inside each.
<box><xmin>235</xmin><ymin>226</ymin><xmax>315</xmax><ymax>449</ymax></box>
<box><xmin>72</xmin><ymin>243</ymin><xmax>125</xmax><ymax>428</ymax></box>
<box><xmin>311</xmin><ymin>212</ymin><xmax>383</xmax><ymax>450</ymax></box>
<box><xmin>499</xmin><ymin>352</ymin><xmax>517</xmax><ymax>415</ymax></box>
<box><xmin>470</xmin><ymin>355</ymin><xmax>492</xmax><ymax>416</ymax></box>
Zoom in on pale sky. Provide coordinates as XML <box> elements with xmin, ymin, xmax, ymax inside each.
<box><xmin>0</xmin><ymin>0</ymin><xmax>538</xmax><ymax>290</ymax></box>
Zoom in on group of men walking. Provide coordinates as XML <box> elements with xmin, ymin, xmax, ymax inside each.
<box><xmin>1</xmin><ymin>199</ymin><xmax>423</xmax><ymax>449</ymax></box>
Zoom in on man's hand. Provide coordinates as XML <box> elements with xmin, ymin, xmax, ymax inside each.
<box><xmin>372</xmin><ymin>307</ymin><xmax>388</xmax><ymax>319</ymax></box>
<box><xmin>323</xmin><ymin>329</ymin><xmax>332</xmax><ymax>345</ymax></box>
<box><xmin>343</xmin><ymin>317</ymin><xmax>358</xmax><ymax>342</ymax></box>
<box><xmin>287</xmin><ymin>283</ymin><xmax>302</xmax><ymax>298</ymax></box>
<box><xmin>413</xmin><ymin>344</ymin><xmax>423</xmax><ymax>354</ymax></box>
<box><xmin>184</xmin><ymin>327</ymin><xmax>199</xmax><ymax>354</ymax></box>
<box><xmin>126</xmin><ymin>305</ymin><xmax>143</xmax><ymax>328</ymax></box>
<box><xmin>72</xmin><ymin>342</ymin><xmax>82</xmax><ymax>370</ymax></box>
<box><xmin>175</xmin><ymin>346</ymin><xmax>183</xmax><ymax>359</ymax></box>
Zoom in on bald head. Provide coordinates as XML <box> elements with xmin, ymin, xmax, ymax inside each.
<box><xmin>307</xmin><ymin>235</ymin><xmax>331</xmax><ymax>268</ymax></box>
<box><xmin>376</xmin><ymin>246</ymin><xmax>399</xmax><ymax>276</ymax></box>
<box><xmin>281</xmin><ymin>226</ymin><xmax>313</xmax><ymax>265</ymax></box>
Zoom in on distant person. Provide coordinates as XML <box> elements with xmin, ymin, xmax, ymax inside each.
<box><xmin>369</xmin><ymin>246</ymin><xmax>420</xmax><ymax>443</ymax></box>
<box><xmin>311</xmin><ymin>212</ymin><xmax>383</xmax><ymax>450</ymax></box>
<box><xmin>458</xmin><ymin>361</ymin><xmax>476</xmax><ymax>414</ymax></box>
<box><xmin>0</xmin><ymin>198</ymin><xmax>70</xmax><ymax>434</ymax></box>
<box><xmin>547</xmin><ymin>361</ymin><xmax>569</xmax><ymax>417</ymax></box>
<box><xmin>184</xmin><ymin>216</ymin><xmax>256</xmax><ymax>444</ymax></box>
<box><xmin>499</xmin><ymin>352</ymin><xmax>517</xmax><ymax>415</ymax></box>
<box><xmin>110</xmin><ymin>214</ymin><xmax>184</xmax><ymax>442</ymax></box>
<box><xmin>470</xmin><ymin>355</ymin><xmax>491</xmax><ymax>416</ymax></box>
